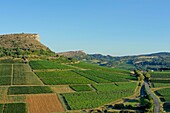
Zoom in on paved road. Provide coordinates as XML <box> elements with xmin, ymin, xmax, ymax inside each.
<box><xmin>140</xmin><ymin>83</ymin><xmax>147</xmax><ymax>96</ymax></box>
<box><xmin>144</xmin><ymin>82</ymin><xmax>160</xmax><ymax>113</ymax></box>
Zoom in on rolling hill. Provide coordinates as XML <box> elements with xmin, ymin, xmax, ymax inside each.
<box><xmin>58</xmin><ymin>51</ymin><xmax>170</xmax><ymax>71</ymax></box>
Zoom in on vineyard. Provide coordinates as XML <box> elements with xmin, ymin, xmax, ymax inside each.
<box><xmin>0</xmin><ymin>60</ymin><xmax>138</xmax><ymax>113</ymax></box>
<box><xmin>153</xmin><ymin>83</ymin><xmax>170</xmax><ymax>88</ymax></box>
<box><xmin>29</xmin><ymin>60</ymin><xmax>74</xmax><ymax>70</ymax></box>
<box><xmin>69</xmin><ymin>85</ymin><xmax>93</xmax><ymax>92</ymax></box>
<box><xmin>156</xmin><ymin>88</ymin><xmax>170</xmax><ymax>102</ymax></box>
<box><xmin>151</xmin><ymin>71</ymin><xmax>170</xmax><ymax>85</ymax></box>
<box><xmin>35</xmin><ymin>71</ymin><xmax>95</xmax><ymax>85</ymax></box>
<box><xmin>0</xmin><ymin>64</ymin><xmax>12</xmax><ymax>85</ymax></box>
<box><xmin>155</xmin><ymin>88</ymin><xmax>170</xmax><ymax>112</ymax></box>
<box><xmin>151</xmin><ymin>71</ymin><xmax>170</xmax><ymax>112</ymax></box>
<box><xmin>151</xmin><ymin>72</ymin><xmax>170</xmax><ymax>78</ymax></box>
<box><xmin>62</xmin><ymin>82</ymin><xmax>136</xmax><ymax>110</ymax></box>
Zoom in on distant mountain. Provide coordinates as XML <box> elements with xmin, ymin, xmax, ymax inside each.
<box><xmin>60</xmin><ymin>51</ymin><xmax>170</xmax><ymax>71</ymax></box>
<box><xmin>0</xmin><ymin>33</ymin><xmax>55</xmax><ymax>57</ymax></box>
<box><xmin>58</xmin><ymin>50</ymin><xmax>86</xmax><ymax>58</ymax></box>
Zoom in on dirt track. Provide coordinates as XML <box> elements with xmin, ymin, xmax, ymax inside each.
<box><xmin>26</xmin><ymin>94</ymin><xmax>65</xmax><ymax>113</ymax></box>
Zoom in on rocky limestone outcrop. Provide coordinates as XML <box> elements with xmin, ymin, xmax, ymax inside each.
<box><xmin>0</xmin><ymin>33</ymin><xmax>48</xmax><ymax>50</ymax></box>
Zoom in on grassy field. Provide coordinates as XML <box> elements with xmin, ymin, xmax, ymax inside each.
<box><xmin>8</xmin><ymin>86</ymin><xmax>53</xmax><ymax>95</ymax></box>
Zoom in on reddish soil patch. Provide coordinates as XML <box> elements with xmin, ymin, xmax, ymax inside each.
<box><xmin>26</xmin><ymin>94</ymin><xmax>65</xmax><ymax>113</ymax></box>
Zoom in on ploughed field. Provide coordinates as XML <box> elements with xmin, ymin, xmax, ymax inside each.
<box><xmin>150</xmin><ymin>71</ymin><xmax>170</xmax><ymax>112</ymax></box>
<box><xmin>0</xmin><ymin>60</ymin><xmax>137</xmax><ymax>113</ymax></box>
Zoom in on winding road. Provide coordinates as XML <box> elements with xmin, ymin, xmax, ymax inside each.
<box><xmin>141</xmin><ymin>81</ymin><xmax>160</xmax><ymax>113</ymax></box>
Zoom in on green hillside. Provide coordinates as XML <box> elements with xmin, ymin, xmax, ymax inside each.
<box><xmin>59</xmin><ymin>51</ymin><xmax>170</xmax><ymax>71</ymax></box>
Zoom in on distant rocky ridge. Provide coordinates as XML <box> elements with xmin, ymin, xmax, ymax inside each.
<box><xmin>58</xmin><ymin>50</ymin><xmax>87</xmax><ymax>57</ymax></box>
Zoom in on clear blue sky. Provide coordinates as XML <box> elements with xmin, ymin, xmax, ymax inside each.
<box><xmin>0</xmin><ymin>0</ymin><xmax>170</xmax><ymax>56</ymax></box>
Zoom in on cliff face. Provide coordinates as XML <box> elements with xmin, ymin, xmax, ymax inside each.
<box><xmin>25</xmin><ymin>34</ymin><xmax>40</xmax><ymax>42</ymax></box>
<box><xmin>0</xmin><ymin>33</ymin><xmax>47</xmax><ymax>50</ymax></box>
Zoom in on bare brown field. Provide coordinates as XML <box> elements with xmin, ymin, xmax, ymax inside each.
<box><xmin>26</xmin><ymin>94</ymin><xmax>65</xmax><ymax>113</ymax></box>
<box><xmin>50</xmin><ymin>85</ymin><xmax>75</xmax><ymax>93</ymax></box>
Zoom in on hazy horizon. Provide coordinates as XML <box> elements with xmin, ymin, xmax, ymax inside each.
<box><xmin>0</xmin><ymin>0</ymin><xmax>170</xmax><ymax>56</ymax></box>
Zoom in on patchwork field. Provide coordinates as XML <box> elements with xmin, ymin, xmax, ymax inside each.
<box><xmin>0</xmin><ymin>60</ymin><xmax>138</xmax><ymax>113</ymax></box>
<box><xmin>62</xmin><ymin>82</ymin><xmax>136</xmax><ymax>110</ymax></box>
